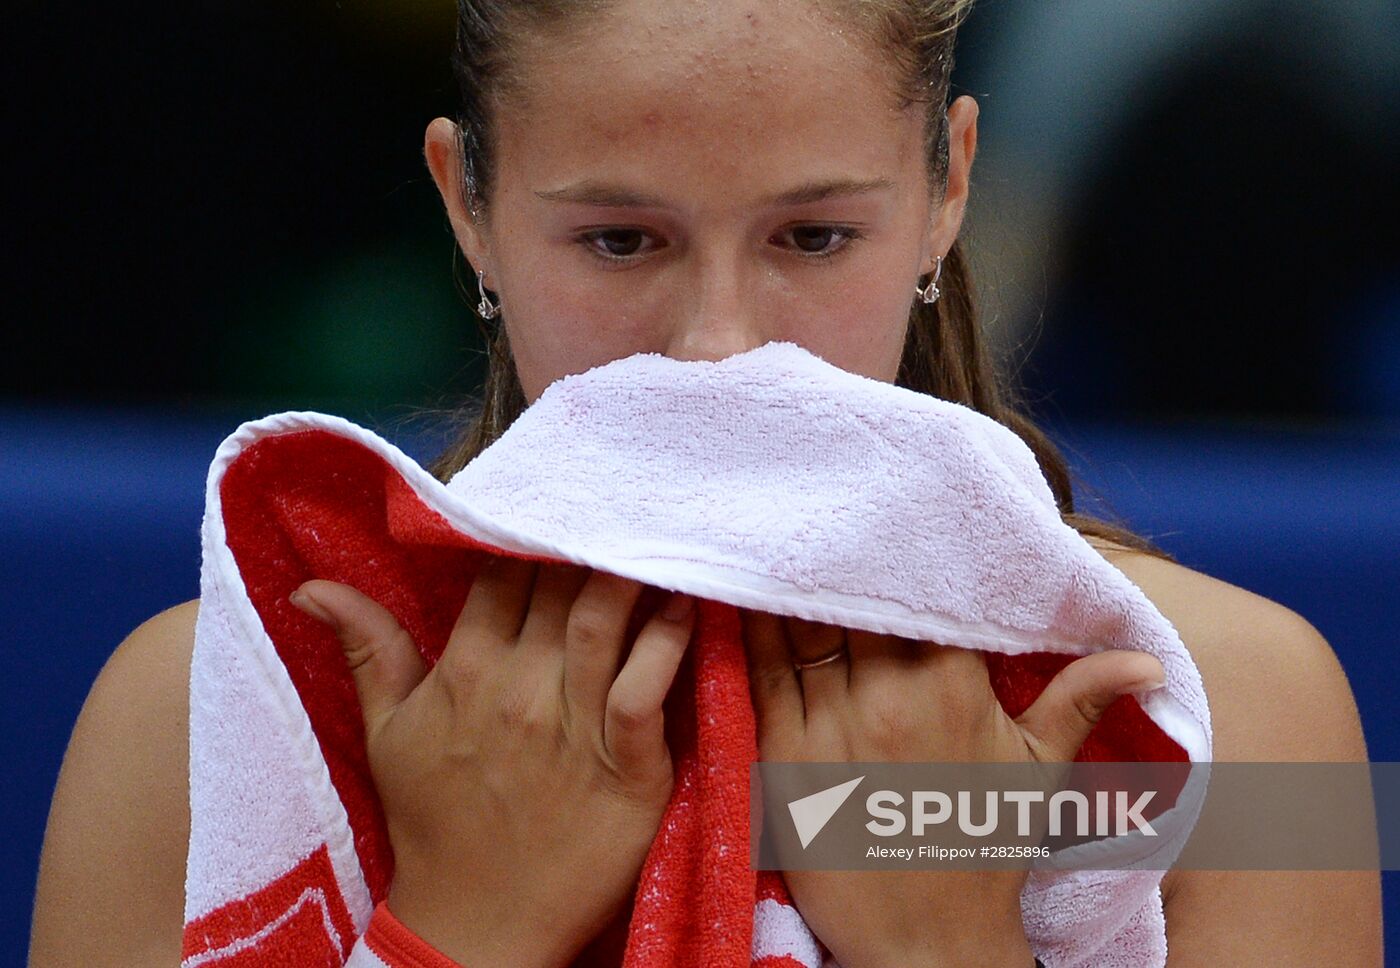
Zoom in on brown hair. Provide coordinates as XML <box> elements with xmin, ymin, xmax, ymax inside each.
<box><xmin>422</xmin><ymin>0</ymin><xmax>1176</xmax><ymax>563</ymax></box>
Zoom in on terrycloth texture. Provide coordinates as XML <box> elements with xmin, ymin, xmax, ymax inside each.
<box><xmin>180</xmin><ymin>340</ymin><xmax>1212</xmax><ymax>968</ymax></box>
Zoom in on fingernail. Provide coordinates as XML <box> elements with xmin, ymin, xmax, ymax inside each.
<box><xmin>290</xmin><ymin>588</ymin><xmax>339</xmax><ymax>631</ymax></box>
<box><xmin>1126</xmin><ymin>674</ymin><xmax>1167</xmax><ymax>693</ymax></box>
<box><xmin>662</xmin><ymin>593</ymin><xmax>694</xmax><ymax>622</ymax></box>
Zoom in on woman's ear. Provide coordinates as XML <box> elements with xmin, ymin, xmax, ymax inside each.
<box><xmin>424</xmin><ymin>116</ymin><xmax>495</xmax><ymax>284</ymax></box>
<box><xmin>923</xmin><ymin>94</ymin><xmax>979</xmax><ymax>274</ymax></box>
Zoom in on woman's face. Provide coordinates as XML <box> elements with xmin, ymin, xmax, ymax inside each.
<box><xmin>426</xmin><ymin>0</ymin><xmax>978</xmax><ymax>404</ymax></box>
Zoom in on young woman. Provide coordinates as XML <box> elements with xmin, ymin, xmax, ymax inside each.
<box><xmin>30</xmin><ymin>1</ymin><xmax>1382</xmax><ymax>965</ymax></box>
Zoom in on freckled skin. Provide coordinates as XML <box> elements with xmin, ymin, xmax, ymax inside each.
<box><xmin>425</xmin><ymin>0</ymin><xmax>978</xmax><ymax>404</ymax></box>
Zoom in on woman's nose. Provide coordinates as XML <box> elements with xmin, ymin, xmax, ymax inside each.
<box><xmin>662</xmin><ymin>260</ymin><xmax>773</xmax><ymax>363</ymax></box>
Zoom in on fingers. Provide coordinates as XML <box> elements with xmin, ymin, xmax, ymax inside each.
<box><xmin>449</xmin><ymin>553</ymin><xmax>537</xmax><ymax>656</ymax></box>
<box><xmin>604</xmin><ymin>592</ymin><xmax>695</xmax><ymax>773</ymax></box>
<box><xmin>784</xmin><ymin>615</ymin><xmax>850</xmax><ymax>723</ymax></box>
<box><xmin>563</xmin><ymin>571</ymin><xmax>647</xmax><ymax>729</ymax></box>
<box><xmin>291</xmin><ymin>579</ymin><xmax>428</xmax><ymax>737</ymax></box>
<box><xmin>517</xmin><ymin>561</ymin><xmax>593</xmax><ymax>661</ymax></box>
<box><xmin>741</xmin><ymin>609</ymin><xmax>806</xmax><ymax>744</ymax></box>
<box><xmin>844</xmin><ymin>628</ymin><xmax>919</xmax><ymax>695</ymax></box>
<box><xmin>439</xmin><ymin>551</ymin><xmax>537</xmax><ymax>689</ymax></box>
<box><xmin>1014</xmin><ymin>649</ymin><xmax>1167</xmax><ymax>762</ymax></box>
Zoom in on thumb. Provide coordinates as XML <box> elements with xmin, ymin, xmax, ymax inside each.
<box><xmin>1014</xmin><ymin>649</ymin><xmax>1166</xmax><ymax>763</ymax></box>
<box><xmin>290</xmin><ymin>579</ymin><xmax>429</xmax><ymax>735</ymax></box>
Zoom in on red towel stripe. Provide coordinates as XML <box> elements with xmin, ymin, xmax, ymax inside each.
<box><xmin>361</xmin><ymin>900</ymin><xmax>466</xmax><ymax>968</ymax></box>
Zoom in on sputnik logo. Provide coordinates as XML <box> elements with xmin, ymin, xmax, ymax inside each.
<box><xmin>787</xmin><ymin>776</ymin><xmax>865</xmax><ymax>848</ymax></box>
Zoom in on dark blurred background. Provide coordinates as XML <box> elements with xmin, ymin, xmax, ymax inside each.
<box><xmin>6</xmin><ymin>0</ymin><xmax>1398</xmax><ymax>962</ymax></box>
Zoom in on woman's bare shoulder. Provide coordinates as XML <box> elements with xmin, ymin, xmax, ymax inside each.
<box><xmin>1082</xmin><ymin>536</ymin><xmax>1358</xmax><ymax>794</ymax></box>
<box><xmin>30</xmin><ymin>598</ymin><xmax>199</xmax><ymax>966</ymax></box>
<box><xmin>1080</xmin><ymin>537</ymin><xmax>1381</xmax><ymax>964</ymax></box>
<box><xmin>1081</xmin><ymin>535</ymin><xmax>1367</xmax><ymax>762</ymax></box>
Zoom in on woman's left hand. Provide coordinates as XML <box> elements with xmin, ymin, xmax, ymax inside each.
<box><xmin>740</xmin><ymin>610</ymin><xmax>1167</xmax><ymax>968</ymax></box>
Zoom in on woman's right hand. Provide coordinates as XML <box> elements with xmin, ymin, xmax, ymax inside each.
<box><xmin>289</xmin><ymin>555</ymin><xmax>696</xmax><ymax>968</ymax></box>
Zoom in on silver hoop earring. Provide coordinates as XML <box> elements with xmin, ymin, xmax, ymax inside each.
<box><xmin>476</xmin><ymin>269</ymin><xmax>501</xmax><ymax>320</ymax></box>
<box><xmin>915</xmin><ymin>255</ymin><xmax>944</xmax><ymax>305</ymax></box>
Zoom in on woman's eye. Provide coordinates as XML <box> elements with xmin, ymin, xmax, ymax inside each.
<box><xmin>580</xmin><ymin>228</ymin><xmax>653</xmax><ymax>261</ymax></box>
<box><xmin>778</xmin><ymin>224</ymin><xmax>862</xmax><ymax>257</ymax></box>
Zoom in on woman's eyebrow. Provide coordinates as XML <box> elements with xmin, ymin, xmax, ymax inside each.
<box><xmin>534</xmin><ymin>176</ymin><xmax>895</xmax><ymax>209</ymax></box>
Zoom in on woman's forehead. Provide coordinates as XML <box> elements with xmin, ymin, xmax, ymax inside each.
<box><xmin>497</xmin><ymin>0</ymin><xmax>923</xmax><ymax>195</ymax></box>
<box><xmin>513</xmin><ymin>0</ymin><xmax>899</xmax><ymax>110</ymax></box>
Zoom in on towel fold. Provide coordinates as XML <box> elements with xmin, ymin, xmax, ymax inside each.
<box><xmin>180</xmin><ymin>340</ymin><xmax>1211</xmax><ymax>968</ymax></box>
